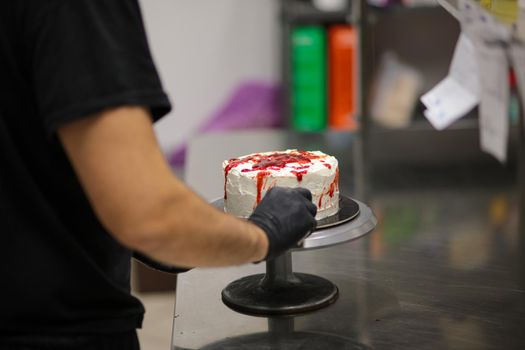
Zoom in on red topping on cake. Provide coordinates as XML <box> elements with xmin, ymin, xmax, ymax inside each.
<box><xmin>328</xmin><ymin>168</ymin><xmax>340</xmax><ymax>197</ymax></box>
<box><xmin>291</xmin><ymin>170</ymin><xmax>308</xmax><ymax>182</ymax></box>
<box><xmin>223</xmin><ymin>158</ymin><xmax>240</xmax><ymax>200</ymax></box>
<box><xmin>224</xmin><ymin>150</ymin><xmax>331</xmax><ymax>201</ymax></box>
<box><xmin>225</xmin><ymin>151</ymin><xmax>321</xmax><ymax>174</ymax></box>
<box><xmin>256</xmin><ymin>171</ymin><xmax>270</xmax><ymax>203</ymax></box>
<box><xmin>293</xmin><ymin>165</ymin><xmax>310</xmax><ymax>170</ymax></box>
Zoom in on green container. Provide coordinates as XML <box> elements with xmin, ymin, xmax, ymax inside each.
<box><xmin>291</xmin><ymin>26</ymin><xmax>327</xmax><ymax>132</ymax></box>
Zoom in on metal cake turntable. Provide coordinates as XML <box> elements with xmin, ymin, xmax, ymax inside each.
<box><xmin>212</xmin><ymin>195</ymin><xmax>377</xmax><ymax>316</ymax></box>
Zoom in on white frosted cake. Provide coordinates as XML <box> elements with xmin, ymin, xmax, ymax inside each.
<box><xmin>223</xmin><ymin>149</ymin><xmax>339</xmax><ymax>220</ymax></box>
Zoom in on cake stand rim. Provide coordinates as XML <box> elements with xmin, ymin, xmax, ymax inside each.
<box><xmin>210</xmin><ymin>196</ymin><xmax>377</xmax><ymax>251</ymax></box>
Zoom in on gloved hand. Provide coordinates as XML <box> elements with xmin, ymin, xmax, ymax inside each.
<box><xmin>248</xmin><ymin>187</ymin><xmax>317</xmax><ymax>260</ymax></box>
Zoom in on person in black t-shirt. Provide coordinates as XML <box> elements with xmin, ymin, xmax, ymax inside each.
<box><xmin>0</xmin><ymin>1</ymin><xmax>317</xmax><ymax>349</ymax></box>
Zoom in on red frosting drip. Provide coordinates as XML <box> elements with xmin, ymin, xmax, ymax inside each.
<box><xmin>224</xmin><ymin>169</ymin><xmax>228</xmax><ymax>200</ymax></box>
<box><xmin>224</xmin><ymin>151</ymin><xmax>324</xmax><ymax>198</ymax></box>
<box><xmin>256</xmin><ymin>171</ymin><xmax>270</xmax><ymax>204</ymax></box>
<box><xmin>323</xmin><ymin>163</ymin><xmax>332</xmax><ymax>169</ymax></box>
<box><xmin>328</xmin><ymin>168</ymin><xmax>340</xmax><ymax>197</ymax></box>
<box><xmin>224</xmin><ymin>150</ymin><xmax>330</xmax><ymax>200</ymax></box>
<box><xmin>252</xmin><ymin>152</ymin><xmax>319</xmax><ymax>170</ymax></box>
<box><xmin>226</xmin><ymin>151</ymin><xmax>321</xmax><ymax>174</ymax></box>
<box><xmin>224</xmin><ymin>158</ymin><xmax>240</xmax><ymax>200</ymax></box>
<box><xmin>291</xmin><ymin>170</ymin><xmax>308</xmax><ymax>182</ymax></box>
<box><xmin>316</xmin><ymin>167</ymin><xmax>339</xmax><ymax>210</ymax></box>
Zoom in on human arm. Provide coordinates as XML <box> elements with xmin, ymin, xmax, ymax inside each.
<box><xmin>26</xmin><ymin>0</ymin><xmax>316</xmax><ymax>268</ymax></box>
<box><xmin>58</xmin><ymin>106</ymin><xmax>316</xmax><ymax>268</ymax></box>
<box><xmin>58</xmin><ymin>106</ymin><xmax>270</xmax><ymax>267</ymax></box>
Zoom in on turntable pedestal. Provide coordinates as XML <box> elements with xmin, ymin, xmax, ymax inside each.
<box><xmin>215</xmin><ymin>197</ymin><xmax>376</xmax><ymax>316</ymax></box>
<box><xmin>221</xmin><ymin>251</ymin><xmax>339</xmax><ymax>315</ymax></box>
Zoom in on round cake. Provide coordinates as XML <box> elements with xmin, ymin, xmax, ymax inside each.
<box><xmin>223</xmin><ymin>149</ymin><xmax>339</xmax><ymax>220</ymax></box>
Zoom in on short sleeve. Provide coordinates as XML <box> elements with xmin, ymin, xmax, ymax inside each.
<box><xmin>26</xmin><ymin>0</ymin><xmax>172</xmax><ymax>134</ymax></box>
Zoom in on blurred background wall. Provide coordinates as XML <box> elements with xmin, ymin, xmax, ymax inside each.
<box><xmin>139</xmin><ymin>0</ymin><xmax>280</xmax><ymax>154</ymax></box>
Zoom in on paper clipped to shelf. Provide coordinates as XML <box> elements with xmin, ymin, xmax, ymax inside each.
<box><xmin>421</xmin><ymin>77</ymin><xmax>478</xmax><ymax>130</ymax></box>
<box><xmin>422</xmin><ymin>0</ymin><xmax>513</xmax><ymax>163</ymax></box>
<box><xmin>421</xmin><ymin>33</ymin><xmax>479</xmax><ymax>131</ymax></box>
<box><xmin>477</xmin><ymin>44</ymin><xmax>509</xmax><ymax>163</ymax></box>
<box><xmin>458</xmin><ymin>0</ymin><xmax>513</xmax><ymax>44</ymax></box>
<box><xmin>459</xmin><ymin>0</ymin><xmax>511</xmax><ymax>163</ymax></box>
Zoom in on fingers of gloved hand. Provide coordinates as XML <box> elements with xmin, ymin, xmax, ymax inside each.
<box><xmin>295</xmin><ymin>216</ymin><xmax>317</xmax><ymax>247</ymax></box>
<box><xmin>309</xmin><ymin>214</ymin><xmax>318</xmax><ymax>231</ymax></box>
<box><xmin>294</xmin><ymin>187</ymin><xmax>313</xmax><ymax>201</ymax></box>
<box><xmin>299</xmin><ymin>210</ymin><xmax>317</xmax><ymax>232</ymax></box>
<box><xmin>304</xmin><ymin>200</ymin><xmax>318</xmax><ymax>217</ymax></box>
<box><xmin>261</xmin><ymin>186</ymin><xmax>278</xmax><ymax>200</ymax></box>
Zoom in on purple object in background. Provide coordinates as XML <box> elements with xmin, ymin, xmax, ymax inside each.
<box><xmin>169</xmin><ymin>81</ymin><xmax>283</xmax><ymax>167</ymax></box>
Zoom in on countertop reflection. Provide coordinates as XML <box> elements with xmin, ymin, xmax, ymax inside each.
<box><xmin>172</xmin><ymin>130</ymin><xmax>525</xmax><ymax>350</ymax></box>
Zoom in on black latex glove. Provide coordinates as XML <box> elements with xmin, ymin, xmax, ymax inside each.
<box><xmin>248</xmin><ymin>187</ymin><xmax>317</xmax><ymax>261</ymax></box>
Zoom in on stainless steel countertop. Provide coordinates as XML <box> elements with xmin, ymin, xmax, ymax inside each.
<box><xmin>171</xmin><ymin>130</ymin><xmax>525</xmax><ymax>350</ymax></box>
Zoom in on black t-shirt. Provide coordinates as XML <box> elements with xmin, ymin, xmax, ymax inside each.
<box><xmin>0</xmin><ymin>0</ymin><xmax>172</xmax><ymax>334</ymax></box>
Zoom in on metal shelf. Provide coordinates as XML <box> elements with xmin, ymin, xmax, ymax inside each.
<box><xmin>436</xmin><ymin>0</ymin><xmax>460</xmax><ymax>19</ymax></box>
<box><xmin>285</xmin><ymin>11</ymin><xmax>356</xmax><ymax>25</ymax></box>
<box><xmin>370</xmin><ymin>116</ymin><xmax>479</xmax><ymax>133</ymax></box>
<box><xmin>282</xmin><ymin>2</ymin><xmax>357</xmax><ymax>25</ymax></box>
<box><xmin>368</xmin><ymin>3</ymin><xmax>443</xmax><ymax>17</ymax></box>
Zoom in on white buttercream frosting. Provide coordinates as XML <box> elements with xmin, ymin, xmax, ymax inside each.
<box><xmin>223</xmin><ymin>149</ymin><xmax>339</xmax><ymax>220</ymax></box>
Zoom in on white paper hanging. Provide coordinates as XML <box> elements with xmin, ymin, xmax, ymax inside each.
<box><xmin>458</xmin><ymin>0</ymin><xmax>512</xmax><ymax>45</ymax></box>
<box><xmin>477</xmin><ymin>45</ymin><xmax>510</xmax><ymax>163</ymax></box>
<box><xmin>510</xmin><ymin>43</ymin><xmax>525</xmax><ymax>135</ymax></box>
<box><xmin>421</xmin><ymin>77</ymin><xmax>478</xmax><ymax>130</ymax></box>
<box><xmin>421</xmin><ymin>33</ymin><xmax>480</xmax><ymax>129</ymax></box>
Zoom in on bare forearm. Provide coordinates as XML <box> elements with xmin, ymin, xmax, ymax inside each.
<box><xmin>131</xmin><ymin>182</ymin><xmax>269</xmax><ymax>267</ymax></box>
<box><xmin>58</xmin><ymin>106</ymin><xmax>268</xmax><ymax>268</ymax></box>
